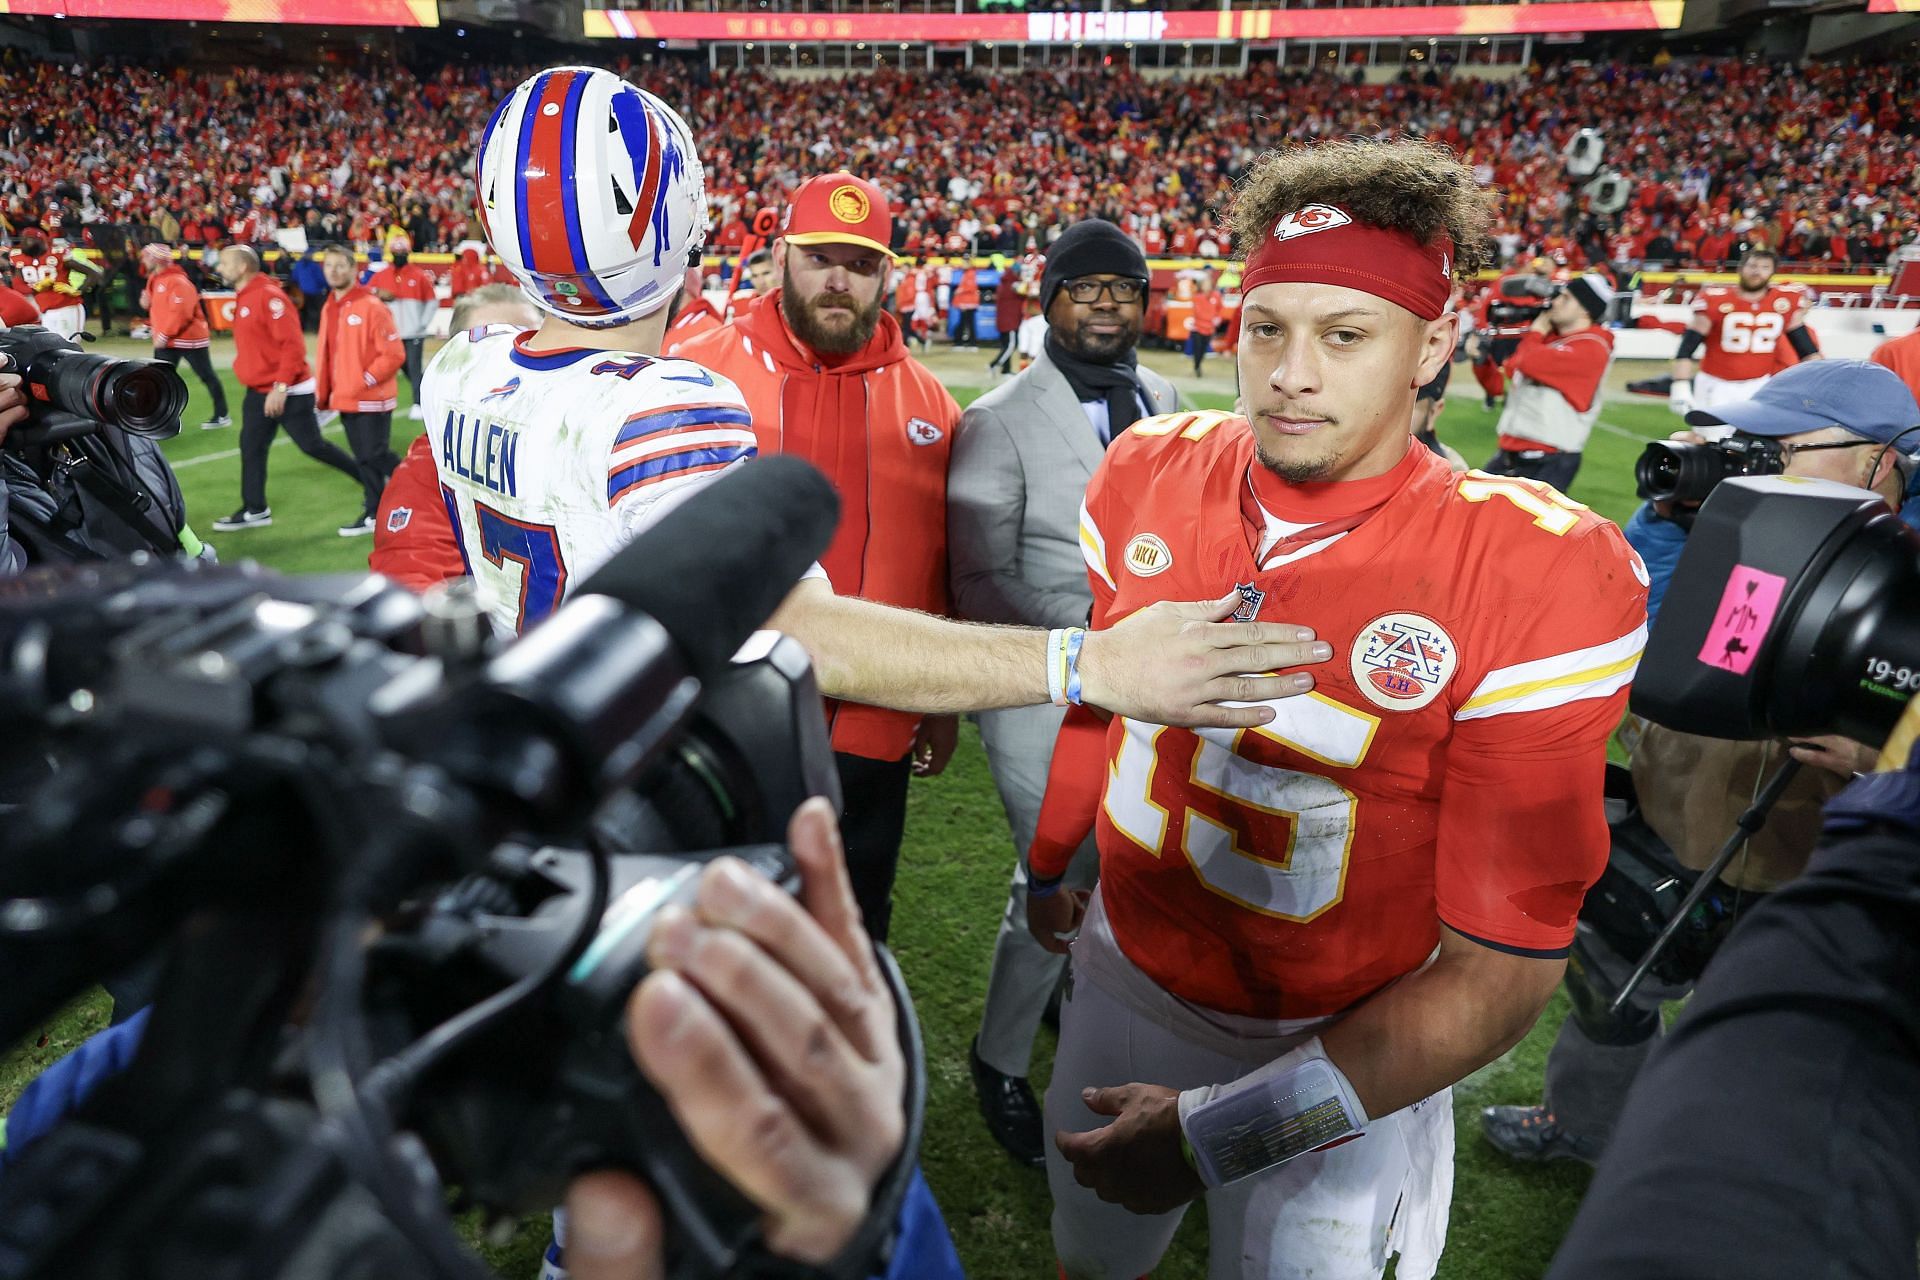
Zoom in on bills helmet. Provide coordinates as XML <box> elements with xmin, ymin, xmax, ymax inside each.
<box><xmin>476</xmin><ymin>67</ymin><xmax>708</xmax><ymax>327</ymax></box>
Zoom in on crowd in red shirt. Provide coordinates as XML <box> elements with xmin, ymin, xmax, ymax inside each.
<box><xmin>2</xmin><ymin>51</ymin><xmax>1913</xmax><ymax>271</ymax></box>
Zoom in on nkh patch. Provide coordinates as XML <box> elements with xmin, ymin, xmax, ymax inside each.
<box><xmin>386</xmin><ymin>506</ymin><xmax>412</xmax><ymax>533</ymax></box>
<box><xmin>1350</xmin><ymin>612</ymin><xmax>1457</xmax><ymax>711</ymax></box>
<box><xmin>1124</xmin><ymin>533</ymin><xmax>1172</xmax><ymax>577</ymax></box>
<box><xmin>1232</xmin><ymin>581</ymin><xmax>1265</xmax><ymax>622</ymax></box>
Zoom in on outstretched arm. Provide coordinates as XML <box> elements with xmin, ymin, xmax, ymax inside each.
<box><xmin>767</xmin><ymin>578</ymin><xmax>1328</xmax><ymax>731</ymax></box>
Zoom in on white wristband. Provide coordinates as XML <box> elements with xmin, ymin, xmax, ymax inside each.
<box><xmin>1177</xmin><ymin>1037</ymin><xmax>1368</xmax><ymax>1189</ymax></box>
<box><xmin>1045</xmin><ymin>628</ymin><xmax>1070</xmax><ymax>707</ymax></box>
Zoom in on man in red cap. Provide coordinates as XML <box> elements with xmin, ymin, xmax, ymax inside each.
<box><xmin>675</xmin><ymin>172</ymin><xmax>962</xmax><ymax>943</ymax></box>
<box><xmin>1021</xmin><ymin>140</ymin><xmax>1647</xmax><ymax>1280</ymax></box>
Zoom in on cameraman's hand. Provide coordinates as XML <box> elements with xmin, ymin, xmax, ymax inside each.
<box><xmin>563</xmin><ymin>798</ymin><xmax>905</xmax><ymax>1280</ymax></box>
<box><xmin>1787</xmin><ymin>735</ymin><xmax>1879</xmax><ymax>778</ymax></box>
<box><xmin>0</xmin><ymin>358</ymin><xmax>27</xmax><ymax>447</ymax></box>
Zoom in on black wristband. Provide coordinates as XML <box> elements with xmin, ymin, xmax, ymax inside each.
<box><xmin>1787</xmin><ymin>325</ymin><xmax>1819</xmax><ymax>359</ymax></box>
<box><xmin>1026</xmin><ymin>868</ymin><xmax>1066</xmax><ymax>900</ymax></box>
<box><xmin>1675</xmin><ymin>329</ymin><xmax>1705</xmax><ymax>361</ymax></box>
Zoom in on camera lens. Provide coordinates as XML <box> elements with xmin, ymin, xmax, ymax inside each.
<box><xmin>99</xmin><ymin>364</ymin><xmax>186</xmax><ymax>434</ymax></box>
<box><xmin>1634</xmin><ymin>442</ymin><xmax>1690</xmax><ymax>503</ymax></box>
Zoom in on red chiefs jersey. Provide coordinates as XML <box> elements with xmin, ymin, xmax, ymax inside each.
<box><xmin>1075</xmin><ymin>413</ymin><xmax>1647</xmax><ymax>1019</ymax></box>
<box><xmin>9</xmin><ymin>250</ymin><xmax>80</xmax><ymax>311</ymax></box>
<box><xmin>1690</xmin><ymin>282</ymin><xmax>1812</xmax><ymax>382</ymax></box>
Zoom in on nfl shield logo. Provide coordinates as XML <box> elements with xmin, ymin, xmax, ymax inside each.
<box><xmin>386</xmin><ymin>506</ymin><xmax>412</xmax><ymax>533</ymax></box>
<box><xmin>1232</xmin><ymin>582</ymin><xmax>1264</xmax><ymax>623</ymax></box>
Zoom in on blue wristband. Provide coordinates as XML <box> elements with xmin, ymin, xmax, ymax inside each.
<box><xmin>1063</xmin><ymin>628</ymin><xmax>1087</xmax><ymax>706</ymax></box>
<box><xmin>1026</xmin><ymin>870</ymin><xmax>1065</xmax><ymax>899</ymax></box>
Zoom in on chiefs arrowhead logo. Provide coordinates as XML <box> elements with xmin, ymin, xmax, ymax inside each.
<box><xmin>906</xmin><ymin>417</ymin><xmax>943</xmax><ymax>446</ymax></box>
<box><xmin>1270</xmin><ymin>204</ymin><xmax>1352</xmax><ymax>243</ymax></box>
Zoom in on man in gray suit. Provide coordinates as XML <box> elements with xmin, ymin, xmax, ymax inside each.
<box><xmin>948</xmin><ymin>219</ymin><xmax>1179</xmax><ymax>1165</ymax></box>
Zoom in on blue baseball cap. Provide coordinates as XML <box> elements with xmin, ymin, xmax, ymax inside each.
<box><xmin>1686</xmin><ymin>359</ymin><xmax>1920</xmax><ymax>448</ymax></box>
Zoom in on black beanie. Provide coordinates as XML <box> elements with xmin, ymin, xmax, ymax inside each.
<box><xmin>1041</xmin><ymin>219</ymin><xmax>1150</xmax><ymax>317</ymax></box>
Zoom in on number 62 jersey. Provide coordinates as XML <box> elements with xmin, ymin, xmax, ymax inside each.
<box><xmin>1076</xmin><ymin>412</ymin><xmax>1649</xmax><ymax>1021</ymax></box>
<box><xmin>425</xmin><ymin>326</ymin><xmax>760</xmax><ymax>637</ymax></box>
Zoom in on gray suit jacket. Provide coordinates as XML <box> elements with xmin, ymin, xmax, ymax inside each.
<box><xmin>947</xmin><ymin>349</ymin><xmax>1179</xmax><ymax>628</ymax></box>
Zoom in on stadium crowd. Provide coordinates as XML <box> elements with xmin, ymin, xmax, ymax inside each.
<box><xmin>0</xmin><ymin>50</ymin><xmax>1915</xmax><ymax>273</ymax></box>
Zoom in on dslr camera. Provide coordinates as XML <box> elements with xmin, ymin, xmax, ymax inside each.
<box><xmin>1633</xmin><ymin>434</ymin><xmax>1786</xmax><ymax>510</ymax></box>
<box><xmin>0</xmin><ymin>324</ymin><xmax>186</xmax><ymax>447</ymax></box>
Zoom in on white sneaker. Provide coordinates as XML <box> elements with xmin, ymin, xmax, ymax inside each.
<box><xmin>200</xmin><ymin>414</ymin><xmax>232</xmax><ymax>430</ymax></box>
<box><xmin>337</xmin><ymin>513</ymin><xmax>376</xmax><ymax>537</ymax></box>
<box><xmin>129</xmin><ymin>325</ymin><xmax>151</xmax><ymax>340</ymax></box>
<box><xmin>408</xmin><ymin>404</ymin><xmax>426</xmax><ymax>421</ymax></box>
<box><xmin>212</xmin><ymin>507</ymin><xmax>272</xmax><ymax>531</ymax></box>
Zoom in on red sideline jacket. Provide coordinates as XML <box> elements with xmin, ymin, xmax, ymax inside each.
<box><xmin>146</xmin><ymin>264</ymin><xmax>210</xmax><ymax>350</ymax></box>
<box><xmin>316</xmin><ymin>285</ymin><xmax>407</xmax><ymax>414</ymax></box>
<box><xmin>675</xmin><ymin>291</ymin><xmax>960</xmax><ymax>762</ymax></box>
<box><xmin>230</xmin><ymin>274</ymin><xmax>311</xmax><ymax>393</ymax></box>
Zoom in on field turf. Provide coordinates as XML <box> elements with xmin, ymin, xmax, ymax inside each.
<box><xmin>2</xmin><ymin>340</ymin><xmax>1679</xmax><ymax>1279</ymax></box>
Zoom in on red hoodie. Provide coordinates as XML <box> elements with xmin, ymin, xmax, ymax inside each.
<box><xmin>675</xmin><ymin>291</ymin><xmax>961</xmax><ymax>762</ymax></box>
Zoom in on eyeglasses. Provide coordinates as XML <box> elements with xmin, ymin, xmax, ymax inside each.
<box><xmin>1767</xmin><ymin>437</ymin><xmax>1882</xmax><ymax>465</ymax></box>
<box><xmin>1063</xmin><ymin>278</ymin><xmax>1145</xmax><ymax>305</ymax></box>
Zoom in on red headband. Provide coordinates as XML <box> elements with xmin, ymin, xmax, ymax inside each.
<box><xmin>1241</xmin><ymin>204</ymin><xmax>1454</xmax><ymax>321</ymax></box>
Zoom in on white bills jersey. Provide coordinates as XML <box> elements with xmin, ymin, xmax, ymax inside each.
<box><xmin>424</xmin><ymin>325</ymin><xmax>758</xmax><ymax>636</ymax></box>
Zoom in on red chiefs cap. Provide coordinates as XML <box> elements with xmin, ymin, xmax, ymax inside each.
<box><xmin>780</xmin><ymin>173</ymin><xmax>895</xmax><ymax>258</ymax></box>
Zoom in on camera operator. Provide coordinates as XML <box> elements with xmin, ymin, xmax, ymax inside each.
<box><xmin>0</xmin><ymin>343</ymin><xmax>208</xmax><ymax>573</ymax></box>
<box><xmin>1480</xmin><ymin>273</ymin><xmax>1616</xmax><ymax>492</ymax></box>
<box><xmin>0</xmin><ymin>361</ymin><xmax>29</xmax><ymax>573</ymax></box>
<box><xmin>1546</xmin><ymin>714</ymin><xmax>1920</xmax><ymax>1280</ymax></box>
<box><xmin>1480</xmin><ymin>358</ymin><xmax>1920</xmax><ymax>1168</ymax></box>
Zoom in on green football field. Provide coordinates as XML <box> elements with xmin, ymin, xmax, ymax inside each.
<box><xmin>1</xmin><ymin>342</ymin><xmax>1682</xmax><ymax>1280</ymax></box>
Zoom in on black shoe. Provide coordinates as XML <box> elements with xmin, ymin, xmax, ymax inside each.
<box><xmin>1484</xmin><ymin>393</ymin><xmax>1499</xmax><ymax>411</ymax></box>
<box><xmin>969</xmin><ymin>1037</ymin><xmax>1045</xmax><ymax>1167</ymax></box>
<box><xmin>337</xmin><ymin>512</ymin><xmax>376</xmax><ymax>537</ymax></box>
<box><xmin>1479</xmin><ymin>1105</ymin><xmax>1600</xmax><ymax>1166</ymax></box>
<box><xmin>212</xmin><ymin>507</ymin><xmax>272</xmax><ymax>531</ymax></box>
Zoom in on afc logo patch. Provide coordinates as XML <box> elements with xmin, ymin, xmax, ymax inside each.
<box><xmin>1124</xmin><ymin>533</ymin><xmax>1172</xmax><ymax>577</ymax></box>
<box><xmin>1232</xmin><ymin>581</ymin><xmax>1264</xmax><ymax>622</ymax></box>
<box><xmin>906</xmin><ymin>417</ymin><xmax>944</xmax><ymax>446</ymax></box>
<box><xmin>1269</xmin><ymin>204</ymin><xmax>1352</xmax><ymax>243</ymax></box>
<box><xmin>1350</xmin><ymin>612</ymin><xmax>1457</xmax><ymax>711</ymax></box>
<box><xmin>386</xmin><ymin>506</ymin><xmax>412</xmax><ymax>533</ymax></box>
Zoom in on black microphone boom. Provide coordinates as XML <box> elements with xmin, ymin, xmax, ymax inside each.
<box><xmin>575</xmin><ymin>455</ymin><xmax>841</xmax><ymax>679</ymax></box>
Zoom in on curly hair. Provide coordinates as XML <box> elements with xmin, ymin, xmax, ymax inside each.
<box><xmin>1227</xmin><ymin>139</ymin><xmax>1496</xmax><ymax>278</ymax></box>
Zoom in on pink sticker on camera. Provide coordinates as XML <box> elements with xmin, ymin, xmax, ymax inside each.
<box><xmin>1697</xmin><ymin>565</ymin><xmax>1787</xmax><ymax>675</ymax></box>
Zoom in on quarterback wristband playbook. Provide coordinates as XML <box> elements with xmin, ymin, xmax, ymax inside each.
<box><xmin>1046</xmin><ymin>627</ymin><xmax>1088</xmax><ymax>707</ymax></box>
<box><xmin>1176</xmin><ymin>1038</ymin><xmax>1368</xmax><ymax>1188</ymax></box>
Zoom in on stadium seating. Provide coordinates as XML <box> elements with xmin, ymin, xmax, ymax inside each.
<box><xmin>1</xmin><ymin>53</ymin><xmax>1911</xmax><ymax>271</ymax></box>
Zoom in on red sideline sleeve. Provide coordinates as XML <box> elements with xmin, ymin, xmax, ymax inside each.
<box><xmin>1028</xmin><ymin>704</ymin><xmax>1108</xmax><ymax>881</ymax></box>
<box><xmin>269</xmin><ymin>288</ymin><xmax>308</xmax><ymax>386</ymax></box>
<box><xmin>1435</xmin><ymin>522</ymin><xmax>1647</xmax><ymax>955</ymax></box>
<box><xmin>371</xmin><ymin>437</ymin><xmax>467</xmax><ymax>592</ymax></box>
<box><xmin>1506</xmin><ymin>329</ymin><xmax>1613</xmax><ymax>413</ymax></box>
<box><xmin>368</xmin><ymin>305</ymin><xmax>407</xmax><ymax>382</ymax></box>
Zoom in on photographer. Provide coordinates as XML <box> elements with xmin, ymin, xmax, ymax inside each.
<box><xmin>0</xmin><ymin>361</ymin><xmax>28</xmax><ymax>572</ymax></box>
<box><xmin>1547</xmin><ymin>716</ymin><xmax>1920</xmax><ymax>1279</ymax></box>
<box><xmin>1481</xmin><ymin>358</ymin><xmax>1919</xmax><ymax>1168</ymax></box>
<box><xmin>1480</xmin><ymin>273</ymin><xmax>1616</xmax><ymax>492</ymax></box>
<box><xmin>0</xmin><ymin>339</ymin><xmax>208</xmax><ymax>572</ymax></box>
